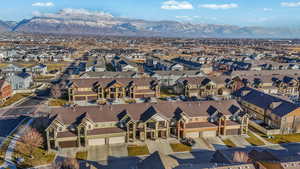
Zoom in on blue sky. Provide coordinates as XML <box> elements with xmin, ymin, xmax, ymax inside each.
<box><xmin>1</xmin><ymin>0</ymin><xmax>300</xmax><ymax>27</ymax></box>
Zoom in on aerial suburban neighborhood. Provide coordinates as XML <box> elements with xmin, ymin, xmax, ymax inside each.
<box><xmin>1</xmin><ymin>1</ymin><xmax>300</xmax><ymax>169</ymax></box>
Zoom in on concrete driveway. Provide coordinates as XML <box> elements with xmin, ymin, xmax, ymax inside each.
<box><xmin>192</xmin><ymin>138</ymin><xmax>214</xmax><ymax>151</ymax></box>
<box><xmin>226</xmin><ymin>135</ymin><xmax>251</xmax><ymax>148</ymax></box>
<box><xmin>88</xmin><ymin>145</ymin><xmax>109</xmax><ymax>162</ymax></box>
<box><xmin>205</xmin><ymin>137</ymin><xmax>227</xmax><ymax>150</ymax></box>
<box><xmin>146</xmin><ymin>139</ymin><xmax>173</xmax><ymax>154</ymax></box>
<box><xmin>109</xmin><ymin>143</ymin><xmax>128</xmax><ymax>157</ymax></box>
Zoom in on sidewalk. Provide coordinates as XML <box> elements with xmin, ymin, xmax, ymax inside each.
<box><xmin>0</xmin><ymin>118</ymin><xmax>34</xmax><ymax>169</ymax></box>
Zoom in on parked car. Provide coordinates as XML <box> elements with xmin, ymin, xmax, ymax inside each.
<box><xmin>181</xmin><ymin>137</ymin><xmax>196</xmax><ymax>146</ymax></box>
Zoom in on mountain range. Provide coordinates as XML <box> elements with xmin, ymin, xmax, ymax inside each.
<box><xmin>1</xmin><ymin>9</ymin><xmax>300</xmax><ymax>38</ymax></box>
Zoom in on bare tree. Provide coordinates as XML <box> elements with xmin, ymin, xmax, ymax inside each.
<box><xmin>16</xmin><ymin>127</ymin><xmax>44</xmax><ymax>159</ymax></box>
<box><xmin>233</xmin><ymin>151</ymin><xmax>250</xmax><ymax>163</ymax></box>
<box><xmin>32</xmin><ymin>116</ymin><xmax>49</xmax><ymax>132</ymax></box>
<box><xmin>51</xmin><ymin>84</ymin><xmax>62</xmax><ymax>99</ymax></box>
<box><xmin>57</xmin><ymin>158</ymin><xmax>79</xmax><ymax>169</ymax></box>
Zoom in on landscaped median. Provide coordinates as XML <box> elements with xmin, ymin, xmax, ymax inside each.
<box><xmin>127</xmin><ymin>145</ymin><xmax>150</xmax><ymax>156</ymax></box>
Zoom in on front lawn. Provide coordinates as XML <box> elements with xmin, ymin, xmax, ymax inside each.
<box><xmin>265</xmin><ymin>133</ymin><xmax>300</xmax><ymax>144</ymax></box>
<box><xmin>127</xmin><ymin>145</ymin><xmax>150</xmax><ymax>156</ymax></box>
<box><xmin>13</xmin><ymin>147</ymin><xmax>56</xmax><ymax>168</ymax></box>
<box><xmin>170</xmin><ymin>143</ymin><xmax>191</xmax><ymax>152</ymax></box>
<box><xmin>222</xmin><ymin>139</ymin><xmax>236</xmax><ymax>148</ymax></box>
<box><xmin>0</xmin><ymin>63</ymin><xmax>8</xmax><ymax>68</ymax></box>
<box><xmin>246</xmin><ymin>132</ymin><xmax>265</xmax><ymax>146</ymax></box>
<box><xmin>0</xmin><ymin>93</ymin><xmax>31</xmax><ymax>108</ymax></box>
<box><xmin>160</xmin><ymin>88</ymin><xmax>178</xmax><ymax>98</ymax></box>
<box><xmin>76</xmin><ymin>151</ymin><xmax>87</xmax><ymax>160</ymax></box>
<box><xmin>46</xmin><ymin>62</ymin><xmax>70</xmax><ymax>71</ymax></box>
<box><xmin>48</xmin><ymin>99</ymin><xmax>69</xmax><ymax>106</ymax></box>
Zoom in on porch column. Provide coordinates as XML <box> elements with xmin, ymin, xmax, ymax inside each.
<box><xmin>133</xmin><ymin>123</ymin><xmax>136</xmax><ymax>142</ymax></box>
<box><xmin>46</xmin><ymin>130</ymin><xmax>50</xmax><ymax>150</ymax></box>
<box><xmin>223</xmin><ymin>119</ymin><xmax>227</xmax><ymax>136</ymax></box>
<box><xmin>126</xmin><ymin>125</ymin><xmax>130</xmax><ymax>142</ymax></box>
<box><xmin>155</xmin><ymin>122</ymin><xmax>159</xmax><ymax>139</ymax></box>
<box><xmin>182</xmin><ymin>123</ymin><xmax>186</xmax><ymax>138</ymax></box>
<box><xmin>144</xmin><ymin>123</ymin><xmax>147</xmax><ymax>141</ymax></box>
<box><xmin>77</xmin><ymin>128</ymin><xmax>81</xmax><ymax>147</ymax></box>
<box><xmin>177</xmin><ymin>122</ymin><xmax>180</xmax><ymax>139</ymax></box>
<box><xmin>166</xmin><ymin>121</ymin><xmax>170</xmax><ymax>138</ymax></box>
<box><xmin>115</xmin><ymin>87</ymin><xmax>118</xmax><ymax>98</ymax></box>
<box><xmin>54</xmin><ymin>132</ymin><xmax>58</xmax><ymax>149</ymax></box>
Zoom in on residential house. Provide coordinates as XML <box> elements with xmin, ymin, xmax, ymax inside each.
<box><xmin>31</xmin><ymin>64</ymin><xmax>47</xmax><ymax>75</ymax></box>
<box><xmin>150</xmin><ymin>70</ymin><xmax>203</xmax><ymax>86</ymax></box>
<box><xmin>7</xmin><ymin>72</ymin><xmax>33</xmax><ymax>90</ymax></box>
<box><xmin>0</xmin><ymin>79</ymin><xmax>13</xmax><ymax>103</ymax></box>
<box><xmin>113</xmin><ymin>58</ymin><xmax>139</xmax><ymax>72</ymax></box>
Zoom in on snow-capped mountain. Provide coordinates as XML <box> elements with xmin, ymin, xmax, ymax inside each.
<box><xmin>7</xmin><ymin>9</ymin><xmax>300</xmax><ymax>38</ymax></box>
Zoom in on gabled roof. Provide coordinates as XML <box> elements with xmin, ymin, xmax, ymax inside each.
<box><xmin>138</xmin><ymin>151</ymin><xmax>179</xmax><ymax>169</ymax></box>
<box><xmin>140</xmin><ymin>106</ymin><xmax>168</xmax><ymax>122</ymax></box>
<box><xmin>48</xmin><ymin>100</ymin><xmax>242</xmax><ymax>125</ymax></box>
<box><xmin>70</xmin><ymin>77</ymin><xmax>157</xmax><ymax>88</ymax></box>
<box><xmin>16</xmin><ymin>72</ymin><xmax>31</xmax><ymax>79</ymax></box>
<box><xmin>233</xmin><ymin>87</ymin><xmax>299</xmax><ymax>117</ymax></box>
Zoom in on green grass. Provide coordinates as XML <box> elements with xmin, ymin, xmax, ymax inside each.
<box><xmin>46</xmin><ymin>62</ymin><xmax>70</xmax><ymax>71</ymax></box>
<box><xmin>127</xmin><ymin>145</ymin><xmax>150</xmax><ymax>156</ymax></box>
<box><xmin>246</xmin><ymin>132</ymin><xmax>265</xmax><ymax>146</ymax></box>
<box><xmin>0</xmin><ymin>93</ymin><xmax>31</xmax><ymax>108</ymax></box>
<box><xmin>0</xmin><ymin>63</ymin><xmax>8</xmax><ymax>68</ymax></box>
<box><xmin>76</xmin><ymin>151</ymin><xmax>87</xmax><ymax>160</ymax></box>
<box><xmin>13</xmin><ymin>147</ymin><xmax>56</xmax><ymax>168</ymax></box>
<box><xmin>48</xmin><ymin>99</ymin><xmax>69</xmax><ymax>106</ymax></box>
<box><xmin>265</xmin><ymin>133</ymin><xmax>300</xmax><ymax>144</ymax></box>
<box><xmin>222</xmin><ymin>139</ymin><xmax>236</xmax><ymax>148</ymax></box>
<box><xmin>170</xmin><ymin>143</ymin><xmax>192</xmax><ymax>152</ymax></box>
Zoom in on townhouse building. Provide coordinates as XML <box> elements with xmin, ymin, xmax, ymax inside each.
<box><xmin>233</xmin><ymin>87</ymin><xmax>300</xmax><ymax>134</ymax></box>
<box><xmin>68</xmin><ymin>77</ymin><xmax>160</xmax><ymax>104</ymax></box>
<box><xmin>45</xmin><ymin>100</ymin><xmax>248</xmax><ymax>150</ymax></box>
<box><xmin>175</xmin><ymin>76</ymin><xmax>231</xmax><ymax>98</ymax></box>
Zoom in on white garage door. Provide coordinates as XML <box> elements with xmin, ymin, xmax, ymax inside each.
<box><xmin>200</xmin><ymin>131</ymin><xmax>216</xmax><ymax>138</ymax></box>
<box><xmin>109</xmin><ymin>136</ymin><xmax>125</xmax><ymax>144</ymax></box>
<box><xmin>88</xmin><ymin>138</ymin><xmax>105</xmax><ymax>146</ymax></box>
<box><xmin>186</xmin><ymin>132</ymin><xmax>199</xmax><ymax>138</ymax></box>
